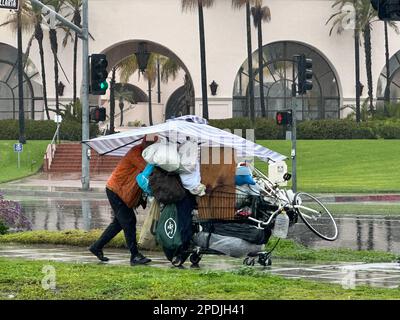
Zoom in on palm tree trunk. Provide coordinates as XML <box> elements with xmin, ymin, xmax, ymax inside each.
<box><xmin>363</xmin><ymin>24</ymin><xmax>374</xmax><ymax>114</ymax></box>
<box><xmin>35</xmin><ymin>22</ymin><xmax>50</xmax><ymax>120</ymax></box>
<box><xmin>246</xmin><ymin>2</ymin><xmax>255</xmax><ymax>124</ymax></box>
<box><xmin>148</xmin><ymin>78</ymin><xmax>153</xmax><ymax>126</ymax></box>
<box><xmin>257</xmin><ymin>19</ymin><xmax>266</xmax><ymax>117</ymax></box>
<box><xmin>73</xmin><ymin>33</ymin><xmax>78</xmax><ymax>104</ymax></box>
<box><xmin>17</xmin><ymin>8</ymin><xmax>25</xmax><ymax>143</ymax></box>
<box><xmin>384</xmin><ymin>21</ymin><xmax>390</xmax><ymax>115</ymax></box>
<box><xmin>198</xmin><ymin>2</ymin><xmax>209</xmax><ymax>119</ymax></box>
<box><xmin>73</xmin><ymin>10</ymin><xmax>81</xmax><ymax>104</ymax></box>
<box><xmin>157</xmin><ymin>58</ymin><xmax>161</xmax><ymax>103</ymax></box>
<box><xmin>109</xmin><ymin>67</ymin><xmax>116</xmax><ymax>134</ymax></box>
<box><xmin>50</xmin><ymin>29</ymin><xmax>60</xmax><ymax>114</ymax></box>
<box><xmin>355</xmin><ymin>29</ymin><xmax>361</xmax><ymax>122</ymax></box>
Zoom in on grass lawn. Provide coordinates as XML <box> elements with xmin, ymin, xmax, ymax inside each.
<box><xmin>0</xmin><ymin>257</ymin><xmax>399</xmax><ymax>300</ymax></box>
<box><xmin>326</xmin><ymin>203</ymin><xmax>400</xmax><ymax>215</ymax></box>
<box><xmin>257</xmin><ymin>140</ymin><xmax>400</xmax><ymax>193</ymax></box>
<box><xmin>0</xmin><ymin>230</ymin><xmax>397</xmax><ymax>263</ymax></box>
<box><xmin>0</xmin><ymin>140</ymin><xmax>50</xmax><ymax>183</ymax></box>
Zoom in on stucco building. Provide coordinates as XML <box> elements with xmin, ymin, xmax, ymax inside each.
<box><xmin>0</xmin><ymin>0</ymin><xmax>399</xmax><ymax>126</ymax></box>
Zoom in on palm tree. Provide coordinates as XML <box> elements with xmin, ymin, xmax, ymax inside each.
<box><xmin>44</xmin><ymin>0</ymin><xmax>64</xmax><ymax>115</ymax></box>
<box><xmin>251</xmin><ymin>2</ymin><xmax>271</xmax><ymax>117</ymax></box>
<box><xmin>182</xmin><ymin>0</ymin><xmax>215</xmax><ymax>120</ymax></box>
<box><xmin>116</xmin><ymin>53</ymin><xmax>181</xmax><ymax>126</ymax></box>
<box><xmin>232</xmin><ymin>0</ymin><xmax>262</xmax><ymax>125</ymax></box>
<box><xmin>327</xmin><ymin>0</ymin><xmax>363</xmax><ymax>122</ymax></box>
<box><xmin>109</xmin><ymin>67</ymin><xmax>117</xmax><ymax>133</ymax></box>
<box><xmin>384</xmin><ymin>21</ymin><xmax>390</xmax><ymax>112</ymax></box>
<box><xmin>0</xmin><ymin>1</ymin><xmax>51</xmax><ymax>120</ymax></box>
<box><xmin>62</xmin><ymin>0</ymin><xmax>82</xmax><ymax>104</ymax></box>
<box><xmin>114</xmin><ymin>89</ymin><xmax>135</xmax><ymax>127</ymax></box>
<box><xmin>328</xmin><ymin>0</ymin><xmax>399</xmax><ymax>120</ymax></box>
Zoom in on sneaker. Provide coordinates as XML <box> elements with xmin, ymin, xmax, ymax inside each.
<box><xmin>89</xmin><ymin>246</ymin><xmax>109</xmax><ymax>262</ymax></box>
<box><xmin>130</xmin><ymin>252</ymin><xmax>152</xmax><ymax>266</ymax></box>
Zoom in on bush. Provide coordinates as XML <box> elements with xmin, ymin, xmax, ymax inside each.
<box><xmin>0</xmin><ymin>193</ymin><xmax>31</xmax><ymax>232</ymax></box>
<box><xmin>209</xmin><ymin>118</ymin><xmax>400</xmax><ymax>140</ymax></box>
<box><xmin>0</xmin><ymin>220</ymin><xmax>8</xmax><ymax>235</ymax></box>
<box><xmin>209</xmin><ymin>117</ymin><xmax>281</xmax><ymax>140</ymax></box>
<box><xmin>0</xmin><ymin>120</ymin><xmax>99</xmax><ymax>141</ymax></box>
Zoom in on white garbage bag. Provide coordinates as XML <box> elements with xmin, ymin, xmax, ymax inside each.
<box><xmin>179</xmin><ymin>161</ymin><xmax>206</xmax><ymax>196</ymax></box>
<box><xmin>178</xmin><ymin>140</ymin><xmax>198</xmax><ymax>173</ymax></box>
<box><xmin>142</xmin><ymin>139</ymin><xmax>181</xmax><ymax>172</ymax></box>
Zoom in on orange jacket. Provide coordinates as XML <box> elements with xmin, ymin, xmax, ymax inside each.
<box><xmin>106</xmin><ymin>144</ymin><xmax>146</xmax><ymax>208</ymax></box>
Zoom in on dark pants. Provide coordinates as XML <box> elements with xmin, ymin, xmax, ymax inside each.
<box><xmin>92</xmin><ymin>188</ymin><xmax>138</xmax><ymax>258</ymax></box>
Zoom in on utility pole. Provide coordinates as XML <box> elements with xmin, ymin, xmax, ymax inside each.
<box><xmin>291</xmin><ymin>56</ymin><xmax>299</xmax><ymax>193</ymax></box>
<box><xmin>30</xmin><ymin>0</ymin><xmax>89</xmax><ymax>190</ymax></box>
<box><xmin>81</xmin><ymin>0</ymin><xmax>90</xmax><ymax>190</ymax></box>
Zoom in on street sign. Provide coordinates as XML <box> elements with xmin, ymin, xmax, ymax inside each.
<box><xmin>54</xmin><ymin>114</ymin><xmax>62</xmax><ymax>123</ymax></box>
<box><xmin>14</xmin><ymin>143</ymin><xmax>23</xmax><ymax>153</ymax></box>
<box><xmin>14</xmin><ymin>142</ymin><xmax>23</xmax><ymax>169</ymax></box>
<box><xmin>0</xmin><ymin>0</ymin><xmax>18</xmax><ymax>10</ymax></box>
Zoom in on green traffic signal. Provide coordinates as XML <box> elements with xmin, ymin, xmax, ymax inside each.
<box><xmin>90</xmin><ymin>54</ymin><xmax>109</xmax><ymax>95</ymax></box>
<box><xmin>100</xmin><ymin>81</ymin><xmax>108</xmax><ymax>90</ymax></box>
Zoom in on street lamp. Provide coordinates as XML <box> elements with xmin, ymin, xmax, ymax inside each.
<box><xmin>135</xmin><ymin>42</ymin><xmax>150</xmax><ymax>74</ymax></box>
<box><xmin>209</xmin><ymin>81</ymin><xmax>218</xmax><ymax>96</ymax></box>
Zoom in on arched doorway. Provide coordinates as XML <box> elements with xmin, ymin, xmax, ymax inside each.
<box><xmin>90</xmin><ymin>40</ymin><xmax>195</xmax><ymax>122</ymax></box>
<box><xmin>0</xmin><ymin>43</ymin><xmax>43</xmax><ymax>120</ymax></box>
<box><xmin>376</xmin><ymin>51</ymin><xmax>400</xmax><ymax>109</ymax></box>
<box><xmin>232</xmin><ymin>41</ymin><xmax>341</xmax><ymax>120</ymax></box>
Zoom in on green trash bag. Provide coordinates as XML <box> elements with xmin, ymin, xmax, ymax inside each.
<box><xmin>156</xmin><ymin>203</ymin><xmax>182</xmax><ymax>253</ymax></box>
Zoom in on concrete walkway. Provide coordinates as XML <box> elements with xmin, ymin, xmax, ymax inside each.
<box><xmin>0</xmin><ymin>243</ymin><xmax>399</xmax><ymax>289</ymax></box>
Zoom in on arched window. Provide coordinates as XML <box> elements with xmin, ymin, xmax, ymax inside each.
<box><xmin>233</xmin><ymin>41</ymin><xmax>340</xmax><ymax>120</ymax></box>
<box><xmin>376</xmin><ymin>51</ymin><xmax>400</xmax><ymax>107</ymax></box>
<box><xmin>0</xmin><ymin>43</ymin><xmax>43</xmax><ymax>120</ymax></box>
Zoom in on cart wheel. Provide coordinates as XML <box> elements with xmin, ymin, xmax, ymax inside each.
<box><xmin>258</xmin><ymin>253</ymin><xmax>272</xmax><ymax>267</ymax></box>
<box><xmin>190</xmin><ymin>253</ymin><xmax>202</xmax><ymax>266</ymax></box>
<box><xmin>243</xmin><ymin>257</ymin><xmax>255</xmax><ymax>266</ymax></box>
<box><xmin>189</xmin><ymin>253</ymin><xmax>202</xmax><ymax>265</ymax></box>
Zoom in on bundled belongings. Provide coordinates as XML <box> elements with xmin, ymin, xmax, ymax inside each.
<box><xmin>156</xmin><ymin>192</ymin><xmax>197</xmax><ymax>264</ymax></box>
<box><xmin>149</xmin><ymin>167</ymin><xmax>186</xmax><ymax>204</ymax></box>
<box><xmin>136</xmin><ymin>164</ymin><xmax>155</xmax><ymax>196</ymax></box>
<box><xmin>192</xmin><ymin>221</ymin><xmax>271</xmax><ymax>258</ymax></box>
<box><xmin>138</xmin><ymin>198</ymin><xmax>160</xmax><ymax>250</ymax></box>
<box><xmin>142</xmin><ymin>138</ymin><xmax>181</xmax><ymax>172</ymax></box>
<box><xmin>192</xmin><ymin>232</ymin><xmax>263</xmax><ymax>258</ymax></box>
<box><xmin>201</xmin><ymin>221</ymin><xmax>270</xmax><ymax>245</ymax></box>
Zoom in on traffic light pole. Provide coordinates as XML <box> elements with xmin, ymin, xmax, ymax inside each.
<box><xmin>30</xmin><ymin>0</ymin><xmax>90</xmax><ymax>191</ymax></box>
<box><xmin>291</xmin><ymin>57</ymin><xmax>298</xmax><ymax>193</ymax></box>
<box><xmin>81</xmin><ymin>0</ymin><xmax>90</xmax><ymax>191</ymax></box>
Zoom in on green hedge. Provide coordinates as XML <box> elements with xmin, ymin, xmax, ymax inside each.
<box><xmin>0</xmin><ymin>120</ymin><xmax>99</xmax><ymax>141</ymax></box>
<box><xmin>209</xmin><ymin>118</ymin><xmax>400</xmax><ymax>139</ymax></box>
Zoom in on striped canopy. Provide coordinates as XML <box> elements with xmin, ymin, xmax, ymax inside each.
<box><xmin>83</xmin><ymin>121</ymin><xmax>287</xmax><ymax>163</ymax></box>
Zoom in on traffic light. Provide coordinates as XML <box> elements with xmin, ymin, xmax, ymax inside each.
<box><xmin>90</xmin><ymin>54</ymin><xmax>109</xmax><ymax>95</ymax></box>
<box><xmin>90</xmin><ymin>107</ymin><xmax>106</xmax><ymax>123</ymax></box>
<box><xmin>297</xmin><ymin>54</ymin><xmax>313</xmax><ymax>95</ymax></box>
<box><xmin>276</xmin><ymin>111</ymin><xmax>292</xmax><ymax>126</ymax></box>
<box><xmin>371</xmin><ymin>0</ymin><xmax>400</xmax><ymax>21</ymax></box>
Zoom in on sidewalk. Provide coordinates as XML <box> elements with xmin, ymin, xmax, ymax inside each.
<box><xmin>0</xmin><ymin>243</ymin><xmax>399</xmax><ymax>288</ymax></box>
<box><xmin>1</xmin><ymin>172</ymin><xmax>399</xmax><ymax>203</ymax></box>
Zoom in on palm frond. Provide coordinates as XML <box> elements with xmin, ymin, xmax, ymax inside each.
<box><xmin>182</xmin><ymin>0</ymin><xmax>215</xmax><ymax>12</ymax></box>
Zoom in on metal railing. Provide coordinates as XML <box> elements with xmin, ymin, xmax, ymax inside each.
<box><xmin>43</xmin><ymin>123</ymin><xmax>61</xmax><ymax>171</ymax></box>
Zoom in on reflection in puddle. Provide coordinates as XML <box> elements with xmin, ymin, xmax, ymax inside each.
<box><xmin>5</xmin><ymin>196</ymin><xmax>400</xmax><ymax>254</ymax></box>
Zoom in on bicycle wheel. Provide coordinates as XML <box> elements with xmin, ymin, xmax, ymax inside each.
<box><xmin>293</xmin><ymin>192</ymin><xmax>338</xmax><ymax>241</ymax></box>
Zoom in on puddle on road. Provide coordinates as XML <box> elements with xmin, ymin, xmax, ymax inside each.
<box><xmin>4</xmin><ymin>195</ymin><xmax>400</xmax><ymax>255</ymax></box>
